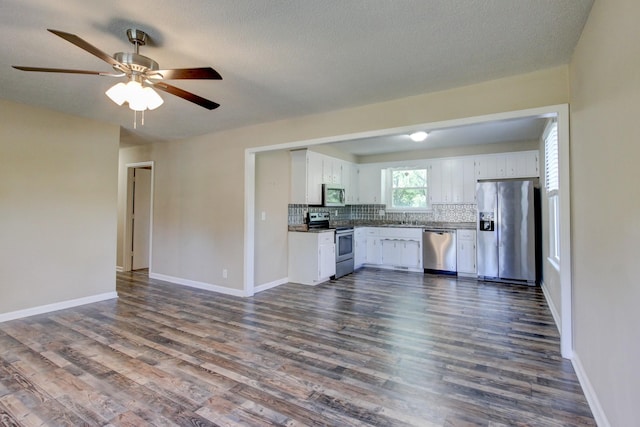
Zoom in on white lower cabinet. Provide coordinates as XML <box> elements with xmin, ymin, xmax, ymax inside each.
<box><xmin>357</xmin><ymin>227</ymin><xmax>422</xmax><ymax>272</ymax></box>
<box><xmin>288</xmin><ymin>231</ymin><xmax>336</xmax><ymax>285</ymax></box>
<box><xmin>381</xmin><ymin>239</ymin><xmax>421</xmax><ymax>269</ymax></box>
<box><xmin>456</xmin><ymin>229</ymin><xmax>477</xmax><ymax>276</ymax></box>
<box><xmin>354</xmin><ymin>228</ymin><xmax>366</xmax><ymax>268</ymax></box>
<box><xmin>365</xmin><ymin>228</ymin><xmax>381</xmax><ymax>264</ymax></box>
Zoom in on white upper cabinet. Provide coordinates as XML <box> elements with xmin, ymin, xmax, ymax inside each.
<box><xmin>461</xmin><ymin>157</ymin><xmax>477</xmax><ymax>203</ymax></box>
<box><xmin>321</xmin><ymin>154</ymin><xmax>343</xmax><ymax>185</ymax></box>
<box><xmin>357</xmin><ymin>164</ymin><xmax>382</xmax><ymax>204</ymax></box>
<box><xmin>290</xmin><ymin>149</ymin><xmax>324</xmax><ymax>205</ymax></box>
<box><xmin>291</xmin><ymin>150</ymin><xmax>539</xmax><ymax>206</ymax></box>
<box><xmin>428</xmin><ymin>160</ymin><xmax>443</xmax><ymax>204</ymax></box>
<box><xmin>429</xmin><ymin>157</ymin><xmax>476</xmax><ymax>204</ymax></box>
<box><xmin>348</xmin><ymin>162</ymin><xmax>359</xmax><ymax>204</ymax></box>
<box><xmin>506</xmin><ymin>151</ymin><xmax>539</xmax><ymax>178</ymax></box>
<box><xmin>290</xmin><ymin>150</ymin><xmax>356</xmax><ymax>205</ymax></box>
<box><xmin>340</xmin><ymin>160</ymin><xmax>351</xmax><ymax>201</ymax></box>
<box><xmin>476</xmin><ymin>151</ymin><xmax>539</xmax><ymax>180</ymax></box>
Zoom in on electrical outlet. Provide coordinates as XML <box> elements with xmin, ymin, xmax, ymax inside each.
<box><xmin>261</xmin><ymin>211</ymin><xmax>266</xmax><ymax>221</ymax></box>
<box><xmin>222</xmin><ymin>269</ymin><xmax>228</xmax><ymax>279</ymax></box>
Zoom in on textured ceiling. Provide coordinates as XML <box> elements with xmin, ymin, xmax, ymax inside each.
<box><xmin>0</xmin><ymin>1</ymin><xmax>593</xmax><ymax>147</ymax></box>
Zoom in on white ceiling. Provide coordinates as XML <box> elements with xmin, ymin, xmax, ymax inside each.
<box><xmin>0</xmin><ymin>1</ymin><xmax>593</xmax><ymax>149</ymax></box>
<box><xmin>327</xmin><ymin>116</ymin><xmax>549</xmax><ymax>156</ymax></box>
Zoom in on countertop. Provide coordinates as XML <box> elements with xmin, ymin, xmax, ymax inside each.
<box><xmin>288</xmin><ymin>222</ymin><xmax>475</xmax><ymax>232</ymax></box>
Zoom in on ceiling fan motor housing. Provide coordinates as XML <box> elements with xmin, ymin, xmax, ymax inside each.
<box><xmin>113</xmin><ymin>52</ymin><xmax>159</xmax><ymax>74</ymax></box>
<box><xmin>113</xmin><ymin>29</ymin><xmax>158</xmax><ymax>75</ymax></box>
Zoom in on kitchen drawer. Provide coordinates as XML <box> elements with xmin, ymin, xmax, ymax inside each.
<box><xmin>364</xmin><ymin>228</ymin><xmax>379</xmax><ymax>236</ymax></box>
<box><xmin>379</xmin><ymin>227</ymin><xmax>422</xmax><ymax>239</ymax></box>
<box><xmin>457</xmin><ymin>229</ymin><xmax>476</xmax><ymax>241</ymax></box>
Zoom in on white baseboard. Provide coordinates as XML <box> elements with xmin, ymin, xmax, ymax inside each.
<box><xmin>0</xmin><ymin>292</ymin><xmax>119</xmax><ymax>323</ymax></box>
<box><xmin>540</xmin><ymin>280</ymin><xmax>561</xmax><ymax>335</ymax></box>
<box><xmin>571</xmin><ymin>352</ymin><xmax>610</xmax><ymax>427</ymax></box>
<box><xmin>115</xmin><ymin>266</ymin><xmax>124</xmax><ymax>272</ymax></box>
<box><xmin>254</xmin><ymin>277</ymin><xmax>288</xmax><ymax>294</ymax></box>
<box><xmin>149</xmin><ymin>272</ymin><xmax>247</xmax><ymax>297</ymax></box>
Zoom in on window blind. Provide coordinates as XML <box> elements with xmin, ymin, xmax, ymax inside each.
<box><xmin>544</xmin><ymin>122</ymin><xmax>559</xmax><ymax>193</ymax></box>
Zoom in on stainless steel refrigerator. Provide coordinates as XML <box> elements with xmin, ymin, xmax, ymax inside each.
<box><xmin>476</xmin><ymin>179</ymin><xmax>537</xmax><ymax>284</ymax></box>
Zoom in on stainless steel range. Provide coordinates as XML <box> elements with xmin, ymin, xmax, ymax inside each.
<box><xmin>334</xmin><ymin>226</ymin><xmax>354</xmax><ymax>278</ymax></box>
<box><xmin>306</xmin><ymin>212</ymin><xmax>354</xmax><ymax>279</ymax></box>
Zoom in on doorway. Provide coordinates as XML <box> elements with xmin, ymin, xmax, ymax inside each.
<box><xmin>244</xmin><ymin>104</ymin><xmax>573</xmax><ymax>358</ymax></box>
<box><xmin>123</xmin><ymin>161</ymin><xmax>154</xmax><ymax>273</ymax></box>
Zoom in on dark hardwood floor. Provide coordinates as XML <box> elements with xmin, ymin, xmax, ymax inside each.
<box><xmin>0</xmin><ymin>268</ymin><xmax>595</xmax><ymax>426</ymax></box>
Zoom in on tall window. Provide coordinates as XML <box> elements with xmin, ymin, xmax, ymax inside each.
<box><xmin>544</xmin><ymin>120</ymin><xmax>560</xmax><ymax>263</ymax></box>
<box><xmin>389</xmin><ymin>168</ymin><xmax>428</xmax><ymax>209</ymax></box>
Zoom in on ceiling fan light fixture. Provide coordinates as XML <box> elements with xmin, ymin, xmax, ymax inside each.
<box><xmin>105</xmin><ymin>82</ymin><xmax>128</xmax><ymax>106</ymax></box>
<box><xmin>125</xmin><ymin>80</ymin><xmax>147</xmax><ymax>111</ymax></box>
<box><xmin>409</xmin><ymin>131</ymin><xmax>429</xmax><ymax>142</ymax></box>
<box><xmin>106</xmin><ymin>79</ymin><xmax>163</xmax><ymax>111</ymax></box>
<box><xmin>143</xmin><ymin>86</ymin><xmax>164</xmax><ymax>110</ymax></box>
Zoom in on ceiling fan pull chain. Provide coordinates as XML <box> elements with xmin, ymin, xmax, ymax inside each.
<box><xmin>142</xmin><ymin>110</ymin><xmax>145</xmax><ymax>126</ymax></box>
<box><xmin>133</xmin><ymin>110</ymin><xmax>137</xmax><ymax>130</ymax></box>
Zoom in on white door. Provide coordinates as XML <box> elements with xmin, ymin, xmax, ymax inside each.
<box><xmin>132</xmin><ymin>168</ymin><xmax>151</xmax><ymax>270</ymax></box>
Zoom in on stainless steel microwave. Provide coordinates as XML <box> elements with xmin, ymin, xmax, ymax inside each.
<box><xmin>322</xmin><ymin>184</ymin><xmax>346</xmax><ymax>206</ymax></box>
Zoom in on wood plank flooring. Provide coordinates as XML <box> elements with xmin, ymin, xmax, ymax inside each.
<box><xmin>0</xmin><ymin>268</ymin><xmax>595</xmax><ymax>426</ymax></box>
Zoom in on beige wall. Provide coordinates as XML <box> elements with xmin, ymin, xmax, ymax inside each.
<box><xmin>255</xmin><ymin>150</ymin><xmax>290</xmax><ymax>285</ymax></box>
<box><xmin>569</xmin><ymin>0</ymin><xmax>640</xmax><ymax>425</ymax></box>
<box><xmin>116</xmin><ymin>66</ymin><xmax>568</xmax><ymax>292</ymax></box>
<box><xmin>0</xmin><ymin>100</ymin><xmax>119</xmax><ymax>315</ymax></box>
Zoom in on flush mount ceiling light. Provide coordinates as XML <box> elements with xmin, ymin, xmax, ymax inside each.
<box><xmin>409</xmin><ymin>131</ymin><xmax>429</xmax><ymax>142</ymax></box>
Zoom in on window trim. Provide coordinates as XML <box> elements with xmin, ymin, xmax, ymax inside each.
<box><xmin>385</xmin><ymin>166</ymin><xmax>430</xmax><ymax>212</ymax></box>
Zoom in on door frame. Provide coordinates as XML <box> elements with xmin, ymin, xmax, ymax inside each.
<box><xmin>244</xmin><ymin>104</ymin><xmax>573</xmax><ymax>358</ymax></box>
<box><xmin>123</xmin><ymin>161</ymin><xmax>155</xmax><ymax>272</ymax></box>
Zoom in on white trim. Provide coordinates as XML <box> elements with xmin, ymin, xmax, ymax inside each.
<box><xmin>244</xmin><ymin>151</ymin><xmax>256</xmax><ymax>297</ymax></box>
<box><xmin>122</xmin><ymin>161</ymin><xmax>155</xmax><ymax>273</ymax></box>
<box><xmin>243</xmin><ymin>104</ymin><xmax>573</xmax><ymax>358</ymax></box>
<box><xmin>115</xmin><ymin>266</ymin><xmax>124</xmax><ymax>272</ymax></box>
<box><xmin>547</xmin><ymin>256</ymin><xmax>560</xmax><ymax>272</ymax></box>
<box><xmin>149</xmin><ymin>272</ymin><xmax>247</xmax><ymax>297</ymax></box>
<box><xmin>557</xmin><ymin>105</ymin><xmax>573</xmax><ymax>359</ymax></box>
<box><xmin>0</xmin><ymin>292</ymin><xmax>118</xmax><ymax>323</ymax></box>
<box><xmin>254</xmin><ymin>277</ymin><xmax>289</xmax><ymax>293</ymax></box>
<box><xmin>572</xmin><ymin>352</ymin><xmax>611</xmax><ymax>427</ymax></box>
<box><xmin>540</xmin><ymin>280</ymin><xmax>561</xmax><ymax>335</ymax></box>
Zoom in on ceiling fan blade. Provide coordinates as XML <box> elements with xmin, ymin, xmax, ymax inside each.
<box><xmin>12</xmin><ymin>65</ymin><xmax>124</xmax><ymax>77</ymax></box>
<box><xmin>151</xmin><ymin>81</ymin><xmax>220</xmax><ymax>110</ymax></box>
<box><xmin>47</xmin><ymin>29</ymin><xmax>124</xmax><ymax>69</ymax></box>
<box><xmin>151</xmin><ymin>67</ymin><xmax>222</xmax><ymax>80</ymax></box>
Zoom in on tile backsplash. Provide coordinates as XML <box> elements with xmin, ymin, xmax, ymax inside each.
<box><xmin>288</xmin><ymin>203</ymin><xmax>476</xmax><ymax>226</ymax></box>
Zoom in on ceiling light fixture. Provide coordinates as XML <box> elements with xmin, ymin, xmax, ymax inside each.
<box><xmin>409</xmin><ymin>131</ymin><xmax>429</xmax><ymax>142</ymax></box>
<box><xmin>105</xmin><ymin>75</ymin><xmax>163</xmax><ymax>128</ymax></box>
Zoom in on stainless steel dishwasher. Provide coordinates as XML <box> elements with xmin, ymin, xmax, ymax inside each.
<box><xmin>422</xmin><ymin>229</ymin><xmax>457</xmax><ymax>274</ymax></box>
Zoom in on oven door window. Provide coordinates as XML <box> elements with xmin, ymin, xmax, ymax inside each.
<box><xmin>337</xmin><ymin>234</ymin><xmax>353</xmax><ymax>257</ymax></box>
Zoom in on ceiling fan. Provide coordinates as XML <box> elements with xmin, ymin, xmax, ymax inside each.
<box><xmin>12</xmin><ymin>28</ymin><xmax>222</xmax><ymax>114</ymax></box>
